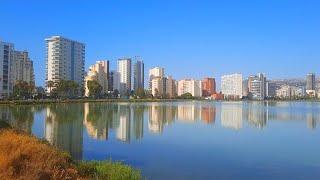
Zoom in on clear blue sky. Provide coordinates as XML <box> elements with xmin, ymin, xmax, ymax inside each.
<box><xmin>1</xmin><ymin>0</ymin><xmax>320</xmax><ymax>87</ymax></box>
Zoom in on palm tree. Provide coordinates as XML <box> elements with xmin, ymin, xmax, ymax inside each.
<box><xmin>47</xmin><ymin>80</ymin><xmax>54</xmax><ymax>95</ymax></box>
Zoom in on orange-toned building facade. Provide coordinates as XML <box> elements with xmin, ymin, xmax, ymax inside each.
<box><xmin>201</xmin><ymin>78</ymin><xmax>216</xmax><ymax>97</ymax></box>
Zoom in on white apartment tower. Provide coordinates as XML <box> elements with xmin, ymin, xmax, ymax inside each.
<box><xmin>45</xmin><ymin>36</ymin><xmax>85</xmax><ymax>93</ymax></box>
<box><xmin>221</xmin><ymin>73</ymin><xmax>243</xmax><ymax>99</ymax></box>
<box><xmin>118</xmin><ymin>58</ymin><xmax>132</xmax><ymax>95</ymax></box>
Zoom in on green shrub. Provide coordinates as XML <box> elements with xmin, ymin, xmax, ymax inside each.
<box><xmin>77</xmin><ymin>160</ymin><xmax>142</xmax><ymax>180</ymax></box>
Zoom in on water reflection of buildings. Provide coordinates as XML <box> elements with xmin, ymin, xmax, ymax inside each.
<box><xmin>177</xmin><ymin>104</ymin><xmax>201</xmax><ymax>122</ymax></box>
<box><xmin>0</xmin><ymin>106</ymin><xmax>35</xmax><ymax>133</ymax></box>
<box><xmin>115</xmin><ymin>104</ymin><xmax>145</xmax><ymax>143</ymax></box>
<box><xmin>147</xmin><ymin>103</ymin><xmax>216</xmax><ymax>133</ymax></box>
<box><xmin>221</xmin><ymin>102</ymin><xmax>243</xmax><ymax>130</ymax></box>
<box><xmin>201</xmin><ymin>106</ymin><xmax>216</xmax><ymax>124</ymax></box>
<box><xmin>84</xmin><ymin>103</ymin><xmax>109</xmax><ymax>140</ymax></box>
<box><xmin>117</xmin><ymin>105</ymin><xmax>131</xmax><ymax>142</ymax></box>
<box><xmin>44</xmin><ymin>105</ymin><xmax>83</xmax><ymax>160</ymax></box>
<box><xmin>148</xmin><ymin>104</ymin><xmax>165</xmax><ymax>133</ymax></box>
<box><xmin>83</xmin><ymin>103</ymin><xmax>145</xmax><ymax>143</ymax></box>
<box><xmin>247</xmin><ymin>102</ymin><xmax>267</xmax><ymax>129</ymax></box>
<box><xmin>132</xmin><ymin>105</ymin><xmax>144</xmax><ymax>140</ymax></box>
<box><xmin>148</xmin><ymin>103</ymin><xmax>177</xmax><ymax>134</ymax></box>
<box><xmin>307</xmin><ymin>111</ymin><xmax>318</xmax><ymax>129</ymax></box>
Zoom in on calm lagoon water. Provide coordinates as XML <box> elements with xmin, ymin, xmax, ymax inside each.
<box><xmin>1</xmin><ymin>101</ymin><xmax>320</xmax><ymax>179</ymax></box>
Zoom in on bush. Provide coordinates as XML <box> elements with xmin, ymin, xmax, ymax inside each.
<box><xmin>78</xmin><ymin>160</ymin><xmax>142</xmax><ymax>180</ymax></box>
<box><xmin>0</xmin><ymin>129</ymin><xmax>142</xmax><ymax>180</ymax></box>
<box><xmin>0</xmin><ymin>129</ymin><xmax>78</xmax><ymax>179</ymax></box>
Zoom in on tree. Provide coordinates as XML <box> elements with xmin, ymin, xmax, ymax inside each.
<box><xmin>13</xmin><ymin>80</ymin><xmax>34</xmax><ymax>99</ymax></box>
<box><xmin>47</xmin><ymin>80</ymin><xmax>54</xmax><ymax>96</ymax></box>
<box><xmin>35</xmin><ymin>87</ymin><xmax>45</xmax><ymax>99</ymax></box>
<box><xmin>135</xmin><ymin>88</ymin><xmax>146</xmax><ymax>98</ymax></box>
<box><xmin>55</xmin><ymin>80</ymin><xmax>79</xmax><ymax>98</ymax></box>
<box><xmin>113</xmin><ymin>89</ymin><xmax>120</xmax><ymax>98</ymax></box>
<box><xmin>87</xmin><ymin>80</ymin><xmax>102</xmax><ymax>98</ymax></box>
<box><xmin>69</xmin><ymin>80</ymin><xmax>79</xmax><ymax>97</ymax></box>
<box><xmin>145</xmin><ymin>90</ymin><xmax>153</xmax><ymax>99</ymax></box>
<box><xmin>154</xmin><ymin>88</ymin><xmax>159</xmax><ymax>99</ymax></box>
<box><xmin>179</xmin><ymin>92</ymin><xmax>193</xmax><ymax>99</ymax></box>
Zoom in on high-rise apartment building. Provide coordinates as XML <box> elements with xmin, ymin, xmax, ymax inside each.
<box><xmin>108</xmin><ymin>71</ymin><xmax>114</xmax><ymax>91</ymax></box>
<box><xmin>133</xmin><ymin>59</ymin><xmax>144</xmax><ymax>91</ymax></box>
<box><xmin>84</xmin><ymin>61</ymin><xmax>109</xmax><ymax>96</ymax></box>
<box><xmin>118</xmin><ymin>58</ymin><xmax>131</xmax><ymax>95</ymax></box>
<box><xmin>177</xmin><ymin>79</ymin><xmax>202</xmax><ymax>97</ymax></box>
<box><xmin>0</xmin><ymin>40</ymin><xmax>14</xmax><ymax>98</ymax></box>
<box><xmin>149</xmin><ymin>67</ymin><xmax>164</xmax><ymax>89</ymax></box>
<box><xmin>221</xmin><ymin>73</ymin><xmax>243</xmax><ymax>99</ymax></box>
<box><xmin>45</xmin><ymin>36</ymin><xmax>85</xmax><ymax>93</ymax></box>
<box><xmin>12</xmin><ymin>51</ymin><xmax>35</xmax><ymax>86</ymax></box>
<box><xmin>166</xmin><ymin>76</ymin><xmax>176</xmax><ymax>98</ymax></box>
<box><xmin>306</xmin><ymin>73</ymin><xmax>316</xmax><ymax>91</ymax></box>
<box><xmin>242</xmin><ymin>79</ymin><xmax>249</xmax><ymax>97</ymax></box>
<box><xmin>248</xmin><ymin>73</ymin><xmax>266</xmax><ymax>100</ymax></box>
<box><xmin>111</xmin><ymin>70</ymin><xmax>121</xmax><ymax>92</ymax></box>
<box><xmin>306</xmin><ymin>73</ymin><xmax>316</xmax><ymax>96</ymax></box>
<box><xmin>266</xmin><ymin>81</ymin><xmax>277</xmax><ymax>98</ymax></box>
<box><xmin>151</xmin><ymin>76</ymin><xmax>167</xmax><ymax>97</ymax></box>
<box><xmin>201</xmin><ymin>77</ymin><xmax>216</xmax><ymax>97</ymax></box>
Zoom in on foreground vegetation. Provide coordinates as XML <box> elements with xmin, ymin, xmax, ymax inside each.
<box><xmin>0</xmin><ymin>128</ymin><xmax>141</xmax><ymax>180</ymax></box>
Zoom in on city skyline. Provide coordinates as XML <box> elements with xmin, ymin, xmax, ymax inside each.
<box><xmin>1</xmin><ymin>1</ymin><xmax>320</xmax><ymax>87</ymax></box>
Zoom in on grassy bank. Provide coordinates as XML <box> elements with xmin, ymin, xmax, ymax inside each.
<box><xmin>0</xmin><ymin>129</ymin><xmax>141</xmax><ymax>180</ymax></box>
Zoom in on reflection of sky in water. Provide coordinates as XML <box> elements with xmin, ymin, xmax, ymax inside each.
<box><xmin>0</xmin><ymin>101</ymin><xmax>320</xmax><ymax>179</ymax></box>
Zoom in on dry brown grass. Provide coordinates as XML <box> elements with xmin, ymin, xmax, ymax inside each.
<box><xmin>0</xmin><ymin>129</ymin><xmax>79</xmax><ymax>180</ymax></box>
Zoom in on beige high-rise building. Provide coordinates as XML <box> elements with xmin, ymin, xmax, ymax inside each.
<box><xmin>84</xmin><ymin>61</ymin><xmax>109</xmax><ymax>97</ymax></box>
<box><xmin>12</xmin><ymin>50</ymin><xmax>34</xmax><ymax>86</ymax></box>
<box><xmin>151</xmin><ymin>76</ymin><xmax>166</xmax><ymax>97</ymax></box>
<box><xmin>149</xmin><ymin>67</ymin><xmax>164</xmax><ymax>89</ymax></box>
<box><xmin>177</xmin><ymin>79</ymin><xmax>202</xmax><ymax>97</ymax></box>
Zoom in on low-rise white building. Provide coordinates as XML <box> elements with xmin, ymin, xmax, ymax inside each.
<box><xmin>276</xmin><ymin>85</ymin><xmax>305</xmax><ymax>98</ymax></box>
